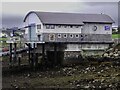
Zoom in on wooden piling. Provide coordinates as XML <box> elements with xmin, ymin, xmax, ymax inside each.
<box><xmin>33</xmin><ymin>43</ymin><xmax>36</xmax><ymax>67</ymax></box>
<box><xmin>18</xmin><ymin>55</ymin><xmax>21</xmax><ymax>67</ymax></box>
<box><xmin>9</xmin><ymin>43</ymin><xmax>12</xmax><ymax>67</ymax></box>
<box><xmin>54</xmin><ymin>43</ymin><xmax>57</xmax><ymax>65</ymax></box>
<box><xmin>28</xmin><ymin>43</ymin><xmax>31</xmax><ymax>65</ymax></box>
<box><xmin>14</xmin><ymin>43</ymin><xmax>17</xmax><ymax>63</ymax></box>
<box><xmin>42</xmin><ymin>44</ymin><xmax>45</xmax><ymax>65</ymax></box>
<box><xmin>31</xmin><ymin>53</ymin><xmax>34</xmax><ymax>68</ymax></box>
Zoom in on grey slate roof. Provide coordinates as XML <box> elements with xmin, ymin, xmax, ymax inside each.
<box><xmin>24</xmin><ymin>11</ymin><xmax>115</xmax><ymax>25</ymax></box>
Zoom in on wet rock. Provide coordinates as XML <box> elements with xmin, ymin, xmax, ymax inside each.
<box><xmin>76</xmin><ymin>84</ymin><xmax>80</xmax><ymax>87</ymax></box>
<box><xmin>27</xmin><ymin>73</ymin><xmax>30</xmax><ymax>77</ymax></box>
<box><xmin>114</xmin><ymin>53</ymin><xmax>119</xmax><ymax>57</ymax></box>
<box><xmin>100</xmin><ymin>70</ymin><xmax>104</xmax><ymax>73</ymax></box>
<box><xmin>109</xmin><ymin>52</ymin><xmax>113</xmax><ymax>56</ymax></box>
<box><xmin>99</xmin><ymin>85</ymin><xmax>102</xmax><ymax>88</ymax></box>
<box><xmin>84</xmin><ymin>85</ymin><xmax>90</xmax><ymax>88</ymax></box>
<box><xmin>105</xmin><ymin>67</ymin><xmax>109</xmax><ymax>70</ymax></box>
<box><xmin>85</xmin><ymin>67</ymin><xmax>90</xmax><ymax>71</ymax></box>
<box><xmin>84</xmin><ymin>71</ymin><xmax>87</xmax><ymax>74</ymax></box>
<box><xmin>103</xmin><ymin>53</ymin><xmax>109</xmax><ymax>57</ymax></box>
<box><xmin>115</xmin><ymin>73</ymin><xmax>120</xmax><ymax>76</ymax></box>
<box><xmin>97</xmin><ymin>72</ymin><xmax>101</xmax><ymax>74</ymax></box>
<box><xmin>109</xmin><ymin>84</ymin><xmax>112</xmax><ymax>88</ymax></box>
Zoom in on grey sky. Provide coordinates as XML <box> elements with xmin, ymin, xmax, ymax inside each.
<box><xmin>1</xmin><ymin>2</ymin><xmax>118</xmax><ymax>28</ymax></box>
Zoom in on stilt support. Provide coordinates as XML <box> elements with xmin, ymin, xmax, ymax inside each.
<box><xmin>33</xmin><ymin>43</ymin><xmax>36</xmax><ymax>67</ymax></box>
<box><xmin>42</xmin><ymin>44</ymin><xmax>45</xmax><ymax>65</ymax></box>
<box><xmin>18</xmin><ymin>55</ymin><xmax>21</xmax><ymax>67</ymax></box>
<box><xmin>13</xmin><ymin>43</ymin><xmax>17</xmax><ymax>63</ymax></box>
<box><xmin>9</xmin><ymin>43</ymin><xmax>12</xmax><ymax>67</ymax></box>
<box><xmin>54</xmin><ymin>43</ymin><xmax>57</xmax><ymax>65</ymax></box>
<box><xmin>28</xmin><ymin>43</ymin><xmax>31</xmax><ymax>65</ymax></box>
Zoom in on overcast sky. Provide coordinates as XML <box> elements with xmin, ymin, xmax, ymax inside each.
<box><xmin>1</xmin><ymin>2</ymin><xmax>119</xmax><ymax>28</ymax></box>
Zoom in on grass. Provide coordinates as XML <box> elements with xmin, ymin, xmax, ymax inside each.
<box><xmin>0</xmin><ymin>37</ymin><xmax>8</xmax><ymax>48</ymax></box>
<box><xmin>112</xmin><ymin>34</ymin><xmax>120</xmax><ymax>39</ymax></box>
<box><xmin>0</xmin><ymin>37</ymin><xmax>7</xmax><ymax>41</ymax></box>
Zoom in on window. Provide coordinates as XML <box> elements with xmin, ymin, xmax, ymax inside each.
<box><xmin>49</xmin><ymin>34</ymin><xmax>55</xmax><ymax>41</ymax></box>
<box><xmin>58</xmin><ymin>34</ymin><xmax>62</xmax><ymax>38</ymax></box>
<box><xmin>70</xmin><ymin>34</ymin><xmax>74</xmax><ymax>38</ymax></box>
<box><xmin>105</xmin><ymin>26</ymin><xmax>110</xmax><ymax>31</ymax></box>
<box><xmin>63</xmin><ymin>34</ymin><xmax>67</xmax><ymax>38</ymax></box>
<box><xmin>92</xmin><ymin>26</ymin><xmax>97</xmax><ymax>31</ymax></box>
<box><xmin>58</xmin><ymin>25</ymin><xmax>61</xmax><ymax>28</ymax></box>
<box><xmin>75</xmin><ymin>26</ymin><xmax>79</xmax><ymax>28</ymax></box>
<box><xmin>38</xmin><ymin>35</ymin><xmax>41</xmax><ymax>41</ymax></box>
<box><xmin>81</xmin><ymin>26</ymin><xmax>83</xmax><ymax>30</ymax></box>
<box><xmin>87</xmin><ymin>45</ymin><xmax>91</xmax><ymax>48</ymax></box>
<box><xmin>64</xmin><ymin>25</ymin><xmax>67</xmax><ymax>28</ymax></box>
<box><xmin>81</xmin><ymin>35</ymin><xmax>83</xmax><ymax>37</ymax></box>
<box><xmin>75</xmin><ymin>34</ymin><xmax>79</xmax><ymax>38</ymax></box>
<box><xmin>46</xmin><ymin>25</ymin><xmax>50</xmax><ymax>29</ymax></box>
<box><xmin>98</xmin><ymin>45</ymin><xmax>102</xmax><ymax>49</ymax></box>
<box><xmin>51</xmin><ymin>25</ymin><xmax>55</xmax><ymax>29</ymax></box>
<box><xmin>81</xmin><ymin>35</ymin><xmax>84</xmax><ymax>41</ymax></box>
<box><xmin>37</xmin><ymin>24</ymin><xmax>41</xmax><ymax>29</ymax></box>
<box><xmin>70</xmin><ymin>26</ymin><xmax>73</xmax><ymax>28</ymax></box>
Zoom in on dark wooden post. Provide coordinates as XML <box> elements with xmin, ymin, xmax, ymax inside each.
<box><xmin>9</xmin><ymin>43</ymin><xmax>12</xmax><ymax>67</ymax></box>
<box><xmin>42</xmin><ymin>44</ymin><xmax>45</xmax><ymax>65</ymax></box>
<box><xmin>33</xmin><ymin>43</ymin><xmax>36</xmax><ymax>67</ymax></box>
<box><xmin>31</xmin><ymin>53</ymin><xmax>34</xmax><ymax>68</ymax></box>
<box><xmin>28</xmin><ymin>43</ymin><xmax>31</xmax><ymax>65</ymax></box>
<box><xmin>18</xmin><ymin>54</ymin><xmax>21</xmax><ymax>67</ymax></box>
<box><xmin>35</xmin><ymin>53</ymin><xmax>38</xmax><ymax>68</ymax></box>
<box><xmin>54</xmin><ymin>43</ymin><xmax>57</xmax><ymax>65</ymax></box>
<box><xmin>14</xmin><ymin>43</ymin><xmax>17</xmax><ymax>63</ymax></box>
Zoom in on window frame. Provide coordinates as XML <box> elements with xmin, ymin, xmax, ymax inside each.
<box><xmin>58</xmin><ymin>34</ymin><xmax>62</xmax><ymax>38</ymax></box>
<box><xmin>70</xmin><ymin>34</ymin><xmax>74</xmax><ymax>38</ymax></box>
<box><xmin>46</xmin><ymin>25</ymin><xmax>50</xmax><ymax>29</ymax></box>
<box><xmin>75</xmin><ymin>34</ymin><xmax>79</xmax><ymax>38</ymax></box>
<box><xmin>51</xmin><ymin>25</ymin><xmax>55</xmax><ymax>29</ymax></box>
<box><xmin>37</xmin><ymin>24</ymin><xmax>41</xmax><ymax>29</ymax></box>
<box><xmin>63</xmin><ymin>34</ymin><xmax>67</xmax><ymax>38</ymax></box>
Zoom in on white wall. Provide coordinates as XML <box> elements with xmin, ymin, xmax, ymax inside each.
<box><xmin>43</xmin><ymin>25</ymin><xmax>82</xmax><ymax>34</ymax></box>
<box><xmin>81</xmin><ymin>44</ymin><xmax>109</xmax><ymax>50</ymax></box>
<box><xmin>24</xmin><ymin>13</ymin><xmax>43</xmax><ymax>34</ymax></box>
<box><xmin>82</xmin><ymin>23</ymin><xmax>112</xmax><ymax>34</ymax></box>
<box><xmin>65</xmin><ymin>44</ymin><xmax>109</xmax><ymax>51</ymax></box>
<box><xmin>65</xmin><ymin>44</ymin><xmax>82</xmax><ymax>51</ymax></box>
